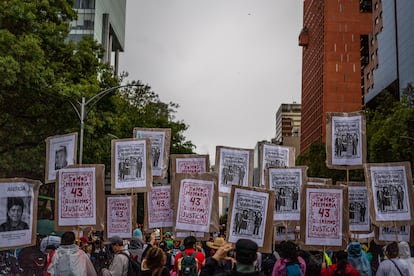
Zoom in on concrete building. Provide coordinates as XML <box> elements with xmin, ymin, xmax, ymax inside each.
<box><xmin>299</xmin><ymin>0</ymin><xmax>372</xmax><ymax>154</ymax></box>
<box><xmin>363</xmin><ymin>0</ymin><xmax>414</xmax><ymax>105</ymax></box>
<box><xmin>68</xmin><ymin>0</ymin><xmax>127</xmax><ymax>73</ymax></box>
<box><xmin>275</xmin><ymin>103</ymin><xmax>301</xmax><ymax>156</ymax></box>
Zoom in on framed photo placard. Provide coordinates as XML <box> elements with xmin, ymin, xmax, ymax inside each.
<box><xmin>215</xmin><ymin>146</ymin><xmax>253</xmax><ymax>195</ymax></box>
<box><xmin>259</xmin><ymin>144</ymin><xmax>295</xmax><ymax>187</ymax></box>
<box><xmin>265</xmin><ymin>166</ymin><xmax>307</xmax><ymax>224</ymax></box>
<box><xmin>146</xmin><ymin>185</ymin><xmax>174</xmax><ymax>229</ymax></box>
<box><xmin>133</xmin><ymin>128</ymin><xmax>171</xmax><ymax>180</ymax></box>
<box><xmin>376</xmin><ymin>225</ymin><xmax>412</xmax><ymax>244</ymax></box>
<box><xmin>0</xmin><ymin>178</ymin><xmax>40</xmax><ymax>250</ymax></box>
<box><xmin>173</xmin><ymin>173</ymin><xmax>219</xmax><ymax>233</ymax></box>
<box><xmin>106</xmin><ymin>195</ymin><xmax>134</xmax><ymax>239</ymax></box>
<box><xmin>45</xmin><ymin>132</ymin><xmax>78</xmax><ymax>183</ymax></box>
<box><xmin>227</xmin><ymin>186</ymin><xmax>274</xmax><ymax>252</ymax></box>
<box><xmin>301</xmin><ymin>185</ymin><xmax>349</xmax><ymax>251</ymax></box>
<box><xmin>364</xmin><ymin>162</ymin><xmax>414</xmax><ymax>226</ymax></box>
<box><xmin>111</xmin><ymin>138</ymin><xmax>152</xmax><ymax>194</ymax></box>
<box><xmin>55</xmin><ymin>164</ymin><xmax>105</xmax><ymax>231</ymax></box>
<box><xmin>326</xmin><ymin>112</ymin><xmax>366</xmax><ymax>169</ymax></box>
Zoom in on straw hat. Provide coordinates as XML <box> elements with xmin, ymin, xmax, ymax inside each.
<box><xmin>206</xmin><ymin>237</ymin><xmax>226</xmax><ymax>250</ymax></box>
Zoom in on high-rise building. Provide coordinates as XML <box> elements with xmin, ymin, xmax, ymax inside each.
<box><xmin>299</xmin><ymin>0</ymin><xmax>372</xmax><ymax>154</ymax></box>
<box><xmin>363</xmin><ymin>0</ymin><xmax>414</xmax><ymax>105</ymax></box>
<box><xmin>275</xmin><ymin>103</ymin><xmax>301</xmax><ymax>156</ymax></box>
<box><xmin>68</xmin><ymin>0</ymin><xmax>126</xmax><ymax>73</ymax></box>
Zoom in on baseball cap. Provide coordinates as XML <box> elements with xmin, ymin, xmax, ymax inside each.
<box><xmin>235</xmin><ymin>239</ymin><xmax>258</xmax><ymax>264</ymax></box>
<box><xmin>108</xmin><ymin>235</ymin><xmax>123</xmax><ymax>246</ymax></box>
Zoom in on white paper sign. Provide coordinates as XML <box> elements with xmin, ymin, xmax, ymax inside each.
<box><xmin>107</xmin><ymin>196</ymin><xmax>132</xmax><ymax>239</ymax></box>
<box><xmin>148</xmin><ymin>186</ymin><xmax>173</xmax><ymax>228</ymax></box>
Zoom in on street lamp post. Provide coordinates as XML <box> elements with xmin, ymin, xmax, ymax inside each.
<box><xmin>70</xmin><ymin>84</ymin><xmax>142</xmax><ymax>164</ymax></box>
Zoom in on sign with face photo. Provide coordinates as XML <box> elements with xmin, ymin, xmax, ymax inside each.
<box><xmin>259</xmin><ymin>144</ymin><xmax>295</xmax><ymax>187</ymax></box>
<box><xmin>0</xmin><ymin>178</ymin><xmax>40</xmax><ymax>250</ymax></box>
<box><xmin>45</xmin><ymin>133</ymin><xmax>78</xmax><ymax>183</ymax></box>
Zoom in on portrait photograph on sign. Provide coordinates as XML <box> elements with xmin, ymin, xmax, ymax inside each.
<box><xmin>227</xmin><ymin>186</ymin><xmax>274</xmax><ymax>252</ymax></box>
<box><xmin>301</xmin><ymin>185</ymin><xmax>348</xmax><ymax>250</ymax></box>
<box><xmin>106</xmin><ymin>196</ymin><xmax>134</xmax><ymax>239</ymax></box>
<box><xmin>0</xmin><ymin>179</ymin><xmax>40</xmax><ymax>250</ymax></box>
<box><xmin>173</xmin><ymin>173</ymin><xmax>219</xmax><ymax>233</ymax></box>
<box><xmin>265</xmin><ymin>166</ymin><xmax>307</xmax><ymax>223</ymax></box>
<box><xmin>45</xmin><ymin>132</ymin><xmax>78</xmax><ymax>183</ymax></box>
<box><xmin>133</xmin><ymin>128</ymin><xmax>171</xmax><ymax>179</ymax></box>
<box><xmin>259</xmin><ymin>144</ymin><xmax>295</xmax><ymax>186</ymax></box>
<box><xmin>215</xmin><ymin>146</ymin><xmax>253</xmax><ymax>195</ymax></box>
<box><xmin>326</xmin><ymin>112</ymin><xmax>366</xmax><ymax>169</ymax></box>
<box><xmin>364</xmin><ymin>162</ymin><xmax>414</xmax><ymax>226</ymax></box>
<box><xmin>337</xmin><ymin>182</ymin><xmax>370</xmax><ymax>233</ymax></box>
<box><xmin>147</xmin><ymin>185</ymin><xmax>174</xmax><ymax>229</ymax></box>
<box><xmin>274</xmin><ymin>225</ymin><xmax>297</xmax><ymax>242</ymax></box>
<box><xmin>55</xmin><ymin>165</ymin><xmax>105</xmax><ymax>231</ymax></box>
<box><xmin>377</xmin><ymin>225</ymin><xmax>411</xmax><ymax>243</ymax></box>
<box><xmin>111</xmin><ymin>138</ymin><xmax>152</xmax><ymax>194</ymax></box>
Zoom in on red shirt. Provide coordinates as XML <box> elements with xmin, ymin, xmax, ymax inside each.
<box><xmin>320</xmin><ymin>263</ymin><xmax>360</xmax><ymax>276</ymax></box>
<box><xmin>173</xmin><ymin>248</ymin><xmax>205</xmax><ymax>272</ymax></box>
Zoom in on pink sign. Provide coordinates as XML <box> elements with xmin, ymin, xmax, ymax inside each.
<box><xmin>107</xmin><ymin>197</ymin><xmax>131</xmax><ymax>238</ymax></box>
<box><xmin>148</xmin><ymin>186</ymin><xmax>173</xmax><ymax>228</ymax></box>
<box><xmin>176</xmin><ymin>159</ymin><xmax>207</xmax><ymax>173</ymax></box>
<box><xmin>176</xmin><ymin>179</ymin><xmax>214</xmax><ymax>232</ymax></box>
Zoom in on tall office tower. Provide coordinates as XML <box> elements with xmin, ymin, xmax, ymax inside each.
<box><xmin>68</xmin><ymin>0</ymin><xmax>127</xmax><ymax>73</ymax></box>
<box><xmin>299</xmin><ymin>0</ymin><xmax>372</xmax><ymax>154</ymax></box>
<box><xmin>363</xmin><ymin>0</ymin><xmax>414</xmax><ymax>105</ymax></box>
<box><xmin>275</xmin><ymin>103</ymin><xmax>301</xmax><ymax>156</ymax></box>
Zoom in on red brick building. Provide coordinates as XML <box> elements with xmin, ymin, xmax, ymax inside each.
<box><xmin>299</xmin><ymin>0</ymin><xmax>372</xmax><ymax>154</ymax></box>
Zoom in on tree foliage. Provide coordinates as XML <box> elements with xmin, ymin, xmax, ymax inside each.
<box><xmin>0</xmin><ymin>0</ymin><xmax>194</xmax><ymax>180</ymax></box>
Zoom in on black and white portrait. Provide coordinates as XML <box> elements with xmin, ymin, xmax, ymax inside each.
<box><xmin>260</xmin><ymin>144</ymin><xmax>294</xmax><ymax>186</ymax></box>
<box><xmin>348</xmin><ymin>184</ymin><xmax>370</xmax><ymax>232</ymax></box>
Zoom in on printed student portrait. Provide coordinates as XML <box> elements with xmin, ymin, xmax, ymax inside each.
<box><xmin>265</xmin><ymin>167</ymin><xmax>307</xmax><ymax>222</ymax></box>
<box><xmin>377</xmin><ymin>225</ymin><xmax>411</xmax><ymax>243</ymax></box>
<box><xmin>0</xmin><ymin>178</ymin><xmax>40</xmax><ymax>250</ymax></box>
<box><xmin>326</xmin><ymin>112</ymin><xmax>366</xmax><ymax>169</ymax></box>
<box><xmin>259</xmin><ymin>144</ymin><xmax>295</xmax><ymax>186</ymax></box>
<box><xmin>133</xmin><ymin>128</ymin><xmax>171</xmax><ymax>179</ymax></box>
<box><xmin>55</xmin><ymin>165</ymin><xmax>105</xmax><ymax>231</ymax></box>
<box><xmin>364</xmin><ymin>162</ymin><xmax>414</xmax><ymax>226</ymax></box>
<box><xmin>45</xmin><ymin>132</ymin><xmax>78</xmax><ymax>183</ymax></box>
<box><xmin>274</xmin><ymin>226</ymin><xmax>296</xmax><ymax>242</ymax></box>
<box><xmin>106</xmin><ymin>196</ymin><xmax>133</xmax><ymax>239</ymax></box>
<box><xmin>339</xmin><ymin>182</ymin><xmax>370</xmax><ymax>232</ymax></box>
<box><xmin>111</xmin><ymin>138</ymin><xmax>152</xmax><ymax>194</ymax></box>
<box><xmin>227</xmin><ymin>186</ymin><xmax>274</xmax><ymax>250</ymax></box>
<box><xmin>147</xmin><ymin>185</ymin><xmax>174</xmax><ymax>229</ymax></box>
<box><xmin>215</xmin><ymin>146</ymin><xmax>253</xmax><ymax>195</ymax></box>
<box><xmin>175</xmin><ymin>178</ymin><xmax>215</xmax><ymax>233</ymax></box>
<box><xmin>301</xmin><ymin>185</ymin><xmax>348</xmax><ymax>250</ymax></box>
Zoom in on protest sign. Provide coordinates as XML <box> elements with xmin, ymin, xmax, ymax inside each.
<box><xmin>265</xmin><ymin>166</ymin><xmax>307</xmax><ymax>224</ymax></box>
<box><xmin>308</xmin><ymin>177</ymin><xmax>332</xmax><ymax>185</ymax></box>
<box><xmin>106</xmin><ymin>196</ymin><xmax>134</xmax><ymax>239</ymax></box>
<box><xmin>55</xmin><ymin>164</ymin><xmax>105</xmax><ymax>231</ymax></box>
<box><xmin>301</xmin><ymin>185</ymin><xmax>348</xmax><ymax>251</ymax></box>
<box><xmin>376</xmin><ymin>225</ymin><xmax>412</xmax><ymax>244</ymax></box>
<box><xmin>133</xmin><ymin>128</ymin><xmax>171</xmax><ymax>179</ymax></box>
<box><xmin>173</xmin><ymin>173</ymin><xmax>219</xmax><ymax>233</ymax></box>
<box><xmin>0</xmin><ymin>178</ymin><xmax>40</xmax><ymax>250</ymax></box>
<box><xmin>259</xmin><ymin>144</ymin><xmax>295</xmax><ymax>187</ymax></box>
<box><xmin>215</xmin><ymin>146</ymin><xmax>253</xmax><ymax>195</ymax></box>
<box><xmin>364</xmin><ymin>162</ymin><xmax>414</xmax><ymax>226</ymax></box>
<box><xmin>111</xmin><ymin>138</ymin><xmax>152</xmax><ymax>194</ymax></box>
<box><xmin>147</xmin><ymin>185</ymin><xmax>173</xmax><ymax>228</ymax></box>
<box><xmin>326</xmin><ymin>112</ymin><xmax>366</xmax><ymax>169</ymax></box>
<box><xmin>227</xmin><ymin>186</ymin><xmax>274</xmax><ymax>252</ymax></box>
<box><xmin>45</xmin><ymin>132</ymin><xmax>78</xmax><ymax>183</ymax></box>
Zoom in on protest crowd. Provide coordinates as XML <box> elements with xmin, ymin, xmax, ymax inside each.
<box><xmin>20</xmin><ymin>224</ymin><xmax>412</xmax><ymax>276</ymax></box>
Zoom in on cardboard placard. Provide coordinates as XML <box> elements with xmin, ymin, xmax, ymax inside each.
<box><xmin>146</xmin><ymin>185</ymin><xmax>174</xmax><ymax>229</ymax></box>
<box><xmin>374</xmin><ymin>225</ymin><xmax>414</xmax><ymax>245</ymax></box>
<box><xmin>106</xmin><ymin>195</ymin><xmax>135</xmax><ymax>239</ymax></box>
<box><xmin>259</xmin><ymin>144</ymin><xmax>295</xmax><ymax>187</ymax></box>
<box><xmin>45</xmin><ymin>132</ymin><xmax>78</xmax><ymax>183</ymax></box>
<box><xmin>326</xmin><ymin>112</ymin><xmax>366</xmax><ymax>170</ymax></box>
<box><xmin>215</xmin><ymin>146</ymin><xmax>254</xmax><ymax>196</ymax></box>
<box><xmin>55</xmin><ymin>164</ymin><xmax>105</xmax><ymax>231</ymax></box>
<box><xmin>308</xmin><ymin>177</ymin><xmax>332</xmax><ymax>185</ymax></box>
<box><xmin>227</xmin><ymin>186</ymin><xmax>275</xmax><ymax>253</ymax></box>
<box><xmin>111</xmin><ymin>138</ymin><xmax>152</xmax><ymax>194</ymax></box>
<box><xmin>133</xmin><ymin>128</ymin><xmax>171</xmax><ymax>180</ymax></box>
<box><xmin>0</xmin><ymin>178</ymin><xmax>40</xmax><ymax>250</ymax></box>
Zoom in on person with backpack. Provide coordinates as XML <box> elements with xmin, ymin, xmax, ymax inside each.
<box><xmin>173</xmin><ymin>236</ymin><xmax>205</xmax><ymax>275</ymax></box>
<box><xmin>376</xmin><ymin>241</ymin><xmax>411</xmax><ymax>276</ymax></box>
<box><xmin>320</xmin><ymin>250</ymin><xmax>360</xmax><ymax>276</ymax></box>
<box><xmin>141</xmin><ymin>246</ymin><xmax>170</xmax><ymax>276</ymax></box>
<box><xmin>102</xmin><ymin>235</ymin><xmax>139</xmax><ymax>276</ymax></box>
<box><xmin>272</xmin><ymin>241</ymin><xmax>306</xmax><ymax>276</ymax></box>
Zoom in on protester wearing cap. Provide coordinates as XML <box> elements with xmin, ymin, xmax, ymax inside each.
<box><xmin>200</xmin><ymin>238</ymin><xmax>265</xmax><ymax>276</ymax></box>
<box><xmin>101</xmin><ymin>235</ymin><xmax>130</xmax><ymax>276</ymax></box>
<box><xmin>173</xmin><ymin>236</ymin><xmax>206</xmax><ymax>274</ymax></box>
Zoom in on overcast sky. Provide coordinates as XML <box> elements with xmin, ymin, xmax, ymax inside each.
<box><xmin>119</xmin><ymin>1</ymin><xmax>303</xmax><ymax>162</ymax></box>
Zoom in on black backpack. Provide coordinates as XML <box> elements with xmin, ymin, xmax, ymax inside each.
<box><xmin>120</xmin><ymin>251</ymin><xmax>141</xmax><ymax>276</ymax></box>
<box><xmin>261</xmin><ymin>253</ymin><xmax>276</xmax><ymax>276</ymax></box>
<box><xmin>178</xmin><ymin>250</ymin><xmax>198</xmax><ymax>276</ymax></box>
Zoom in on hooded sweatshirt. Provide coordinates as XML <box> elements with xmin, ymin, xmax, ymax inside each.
<box><xmin>398</xmin><ymin>241</ymin><xmax>414</xmax><ymax>276</ymax></box>
<box><xmin>347</xmin><ymin>242</ymin><xmax>372</xmax><ymax>276</ymax></box>
<box><xmin>128</xmin><ymin>236</ymin><xmax>145</xmax><ymax>262</ymax></box>
<box><xmin>47</xmin><ymin>244</ymin><xmax>97</xmax><ymax>276</ymax></box>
